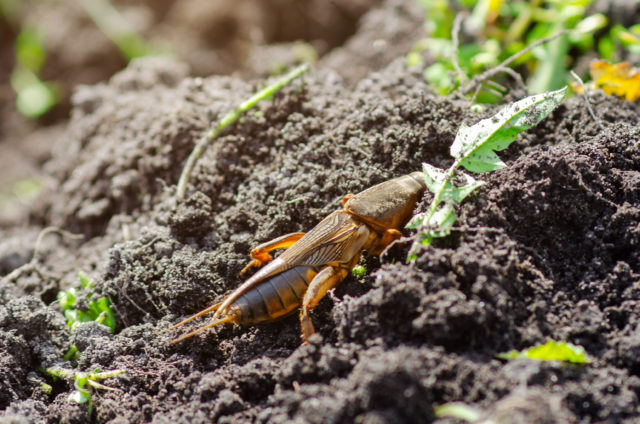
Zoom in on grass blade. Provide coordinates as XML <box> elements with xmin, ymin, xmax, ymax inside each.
<box><xmin>176</xmin><ymin>64</ymin><xmax>310</xmax><ymax>201</ymax></box>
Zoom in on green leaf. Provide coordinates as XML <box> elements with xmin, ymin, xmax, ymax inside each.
<box><xmin>413</xmin><ymin>203</ymin><xmax>457</xmax><ymax>246</ymax></box>
<box><xmin>574</xmin><ymin>13</ymin><xmax>608</xmax><ymax>36</ymax></box>
<box><xmin>75</xmin><ymin>372</ymin><xmax>88</xmax><ymax>389</ymax></box>
<box><xmin>91</xmin><ymin>297</ymin><xmax>116</xmax><ymax>333</ymax></box>
<box><xmin>421</xmin><ymin>163</ymin><xmax>484</xmax><ymax>203</ymax></box>
<box><xmin>15</xmin><ymin>28</ymin><xmax>46</xmax><ymax>72</ymax></box>
<box><xmin>78</xmin><ymin>271</ymin><xmax>93</xmax><ymax>290</ymax></box>
<box><xmin>63</xmin><ymin>345</ymin><xmax>79</xmax><ymax>361</ymax></box>
<box><xmin>406</xmin><ymin>211</ymin><xmax>426</xmax><ymax>230</ymax></box>
<box><xmin>448</xmin><ymin>172</ymin><xmax>484</xmax><ymax>204</ymax></box>
<box><xmin>430</xmin><ymin>203</ymin><xmax>456</xmax><ymax>234</ymax></box>
<box><xmin>496</xmin><ymin>340</ymin><xmax>590</xmax><ymax>364</ymax></box>
<box><xmin>16</xmin><ymin>79</ymin><xmax>58</xmax><ymax>118</ymax></box>
<box><xmin>69</xmin><ymin>390</ymin><xmax>90</xmax><ymax>404</ymax></box>
<box><xmin>58</xmin><ymin>288</ymin><xmax>77</xmax><ymax>311</ymax></box>
<box><xmin>40</xmin><ymin>383</ymin><xmax>53</xmax><ymax>395</ymax></box>
<box><xmin>451</xmin><ymin>87</ymin><xmax>567</xmax><ymax>173</ymax></box>
<box><xmin>527</xmin><ymin>27</ymin><xmax>569</xmax><ymax>93</ymax></box>
<box><xmin>421</xmin><ymin>163</ymin><xmax>447</xmax><ymax>194</ymax></box>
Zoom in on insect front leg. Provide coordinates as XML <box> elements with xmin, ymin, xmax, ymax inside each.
<box><xmin>299</xmin><ymin>265</ymin><xmax>350</xmax><ymax>343</ymax></box>
<box><xmin>241</xmin><ymin>232</ymin><xmax>305</xmax><ymax>274</ymax></box>
<box><xmin>366</xmin><ymin>228</ymin><xmax>403</xmax><ymax>255</ymax></box>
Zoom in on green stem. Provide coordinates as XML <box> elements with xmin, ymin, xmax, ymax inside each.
<box><xmin>77</xmin><ymin>0</ymin><xmax>152</xmax><ymax>60</ymax></box>
<box><xmin>176</xmin><ymin>64</ymin><xmax>310</xmax><ymax>201</ymax></box>
<box><xmin>409</xmin><ymin>158</ymin><xmax>461</xmax><ymax>257</ymax></box>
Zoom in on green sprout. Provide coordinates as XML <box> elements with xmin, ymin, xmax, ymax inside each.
<box><xmin>79</xmin><ymin>0</ymin><xmax>155</xmax><ymax>60</ymax></box>
<box><xmin>497</xmin><ymin>339</ymin><xmax>590</xmax><ymax>364</ymax></box>
<box><xmin>435</xmin><ymin>402</ymin><xmax>482</xmax><ymax>422</ymax></box>
<box><xmin>11</xmin><ymin>27</ymin><xmax>60</xmax><ymax>118</ymax></box>
<box><xmin>44</xmin><ymin>367</ymin><xmax>125</xmax><ymax>413</ymax></box>
<box><xmin>176</xmin><ymin>64</ymin><xmax>310</xmax><ymax>201</ymax></box>
<box><xmin>57</xmin><ymin>271</ymin><xmax>116</xmax><ymax>333</ymax></box>
<box><xmin>351</xmin><ymin>265</ymin><xmax>367</xmax><ymax>277</ymax></box>
<box><xmin>407</xmin><ymin>86</ymin><xmax>567</xmax><ymax>260</ymax></box>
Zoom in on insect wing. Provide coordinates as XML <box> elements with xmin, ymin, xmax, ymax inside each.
<box><xmin>280</xmin><ymin>211</ymin><xmax>359</xmax><ymax>267</ymax></box>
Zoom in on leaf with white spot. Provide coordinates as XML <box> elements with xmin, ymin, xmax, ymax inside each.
<box><xmin>451</xmin><ymin>87</ymin><xmax>567</xmax><ymax>173</ymax></box>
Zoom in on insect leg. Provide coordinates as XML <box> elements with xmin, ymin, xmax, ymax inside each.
<box><xmin>366</xmin><ymin>228</ymin><xmax>403</xmax><ymax>255</ymax></box>
<box><xmin>299</xmin><ymin>265</ymin><xmax>349</xmax><ymax>343</ymax></box>
<box><xmin>241</xmin><ymin>232</ymin><xmax>305</xmax><ymax>274</ymax></box>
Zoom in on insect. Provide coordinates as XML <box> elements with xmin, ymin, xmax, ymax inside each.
<box><xmin>165</xmin><ymin>172</ymin><xmax>427</xmax><ymax>344</ymax></box>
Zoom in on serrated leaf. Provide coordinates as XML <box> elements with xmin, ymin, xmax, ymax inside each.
<box><xmin>450</xmin><ymin>87</ymin><xmax>567</xmax><ymax>173</ymax></box>
<box><xmin>496</xmin><ymin>340</ymin><xmax>590</xmax><ymax>364</ymax></box>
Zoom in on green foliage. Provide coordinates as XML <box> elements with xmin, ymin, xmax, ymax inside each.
<box><xmin>58</xmin><ymin>271</ymin><xmax>116</xmax><ymax>333</ymax></box>
<box><xmin>408</xmin><ymin>87</ymin><xmax>566</xmax><ymax>255</ymax></box>
<box><xmin>497</xmin><ymin>340</ymin><xmax>590</xmax><ymax>364</ymax></box>
<box><xmin>450</xmin><ymin>87</ymin><xmax>567</xmax><ymax>172</ymax></box>
<box><xmin>44</xmin><ymin>367</ymin><xmax>125</xmax><ymax>413</ymax></box>
<box><xmin>412</xmin><ymin>0</ymin><xmax>632</xmax><ymax>97</ymax></box>
<box><xmin>8</xmin><ymin>0</ymin><xmax>157</xmax><ymax>118</ymax></box>
<box><xmin>63</xmin><ymin>345</ymin><xmax>79</xmax><ymax>361</ymax></box>
<box><xmin>351</xmin><ymin>265</ymin><xmax>367</xmax><ymax>277</ymax></box>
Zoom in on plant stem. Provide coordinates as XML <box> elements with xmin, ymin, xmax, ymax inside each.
<box><xmin>425</xmin><ymin>159</ymin><xmax>460</xmax><ymax>218</ymax></box>
<box><xmin>409</xmin><ymin>158</ymin><xmax>461</xmax><ymax>257</ymax></box>
<box><xmin>176</xmin><ymin>63</ymin><xmax>310</xmax><ymax>201</ymax></box>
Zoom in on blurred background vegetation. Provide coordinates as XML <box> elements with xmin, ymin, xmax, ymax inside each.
<box><xmin>2</xmin><ymin>0</ymin><xmax>639</xmax><ymax>121</ymax></box>
<box><xmin>410</xmin><ymin>0</ymin><xmax>640</xmax><ymax>101</ymax></box>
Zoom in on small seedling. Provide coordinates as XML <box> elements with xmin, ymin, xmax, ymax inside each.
<box><xmin>57</xmin><ymin>271</ymin><xmax>116</xmax><ymax>333</ymax></box>
<box><xmin>497</xmin><ymin>339</ymin><xmax>590</xmax><ymax>364</ymax></box>
<box><xmin>407</xmin><ymin>86</ymin><xmax>567</xmax><ymax>261</ymax></box>
<box><xmin>44</xmin><ymin>367</ymin><xmax>125</xmax><ymax>413</ymax></box>
<box><xmin>11</xmin><ymin>27</ymin><xmax>60</xmax><ymax>118</ymax></box>
<box><xmin>176</xmin><ymin>64</ymin><xmax>310</xmax><ymax>201</ymax></box>
<box><xmin>351</xmin><ymin>265</ymin><xmax>367</xmax><ymax>277</ymax></box>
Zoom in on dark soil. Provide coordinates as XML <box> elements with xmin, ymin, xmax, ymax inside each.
<box><xmin>1</xmin><ymin>1</ymin><xmax>640</xmax><ymax>423</ymax></box>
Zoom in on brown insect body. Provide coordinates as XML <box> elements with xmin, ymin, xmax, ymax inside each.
<box><xmin>166</xmin><ymin>172</ymin><xmax>426</xmax><ymax>344</ymax></box>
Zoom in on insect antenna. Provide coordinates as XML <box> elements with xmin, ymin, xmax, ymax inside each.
<box><xmin>168</xmin><ymin>315</ymin><xmax>236</xmax><ymax>345</ymax></box>
<box><xmin>156</xmin><ymin>302</ymin><xmax>222</xmax><ymax>336</ymax></box>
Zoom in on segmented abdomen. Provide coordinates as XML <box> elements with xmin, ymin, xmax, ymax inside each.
<box><xmin>232</xmin><ymin>266</ymin><xmax>317</xmax><ymax>324</ymax></box>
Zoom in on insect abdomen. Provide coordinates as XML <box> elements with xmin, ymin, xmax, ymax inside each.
<box><xmin>233</xmin><ymin>266</ymin><xmax>317</xmax><ymax>324</ymax></box>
